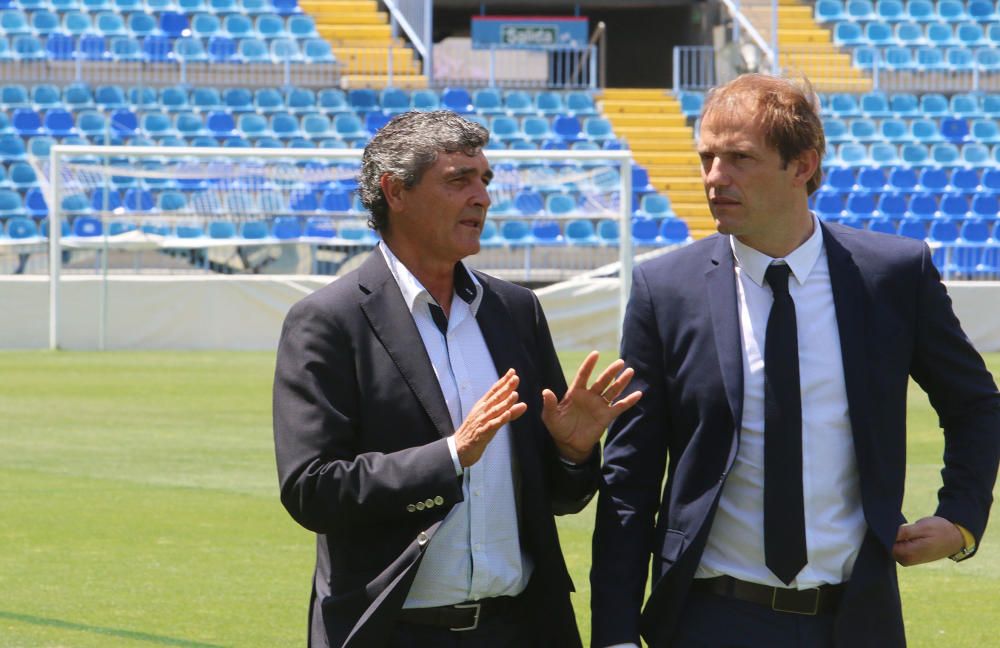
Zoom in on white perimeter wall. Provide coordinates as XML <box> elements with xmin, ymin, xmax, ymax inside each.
<box><xmin>2</xmin><ymin>275</ymin><xmax>1000</xmax><ymax>353</ymax></box>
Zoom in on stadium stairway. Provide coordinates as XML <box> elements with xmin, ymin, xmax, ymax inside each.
<box><xmin>598</xmin><ymin>88</ymin><xmax>715</xmax><ymax>239</ymax></box>
<box><xmin>297</xmin><ymin>0</ymin><xmax>427</xmax><ymax>88</ymax></box>
<box><xmin>740</xmin><ymin>0</ymin><xmax>871</xmax><ymax>93</ymax></box>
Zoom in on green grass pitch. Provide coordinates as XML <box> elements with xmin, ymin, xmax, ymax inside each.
<box><xmin>1</xmin><ymin>350</ymin><xmax>998</xmax><ymax>647</ymax></box>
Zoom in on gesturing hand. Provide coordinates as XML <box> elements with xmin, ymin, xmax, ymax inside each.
<box><xmin>892</xmin><ymin>516</ymin><xmax>965</xmax><ymax>566</ymax></box>
<box><xmin>541</xmin><ymin>351</ymin><xmax>643</xmax><ymax>464</ymax></box>
<box><xmin>454</xmin><ymin>369</ymin><xmax>528</xmax><ymax>468</ymax></box>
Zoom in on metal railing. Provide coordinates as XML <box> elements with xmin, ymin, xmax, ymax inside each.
<box><xmin>673</xmin><ymin>46</ymin><xmax>716</xmax><ymax>91</ymax></box>
<box><xmin>383</xmin><ymin>0</ymin><xmax>432</xmax><ymax>82</ymax></box>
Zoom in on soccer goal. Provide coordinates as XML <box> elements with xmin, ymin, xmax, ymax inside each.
<box><xmin>45</xmin><ymin>144</ymin><xmax>637</xmax><ymax>349</ymax></box>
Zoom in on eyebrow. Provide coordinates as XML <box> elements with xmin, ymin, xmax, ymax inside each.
<box><xmin>448</xmin><ymin>166</ymin><xmax>494</xmax><ymax>182</ymax></box>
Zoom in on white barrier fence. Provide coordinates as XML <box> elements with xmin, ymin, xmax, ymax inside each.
<box><xmin>2</xmin><ymin>274</ymin><xmax>1000</xmax><ymax>353</ymax></box>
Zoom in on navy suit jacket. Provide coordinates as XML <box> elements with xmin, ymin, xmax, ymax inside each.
<box><xmin>591</xmin><ymin>223</ymin><xmax>1000</xmax><ymax>648</ymax></box>
<box><xmin>273</xmin><ymin>250</ymin><xmax>597</xmax><ymax>648</ymax></box>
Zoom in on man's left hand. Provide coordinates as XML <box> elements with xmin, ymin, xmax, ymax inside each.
<box><xmin>892</xmin><ymin>516</ymin><xmax>965</xmax><ymax>566</ymax></box>
<box><xmin>541</xmin><ymin>351</ymin><xmax>642</xmax><ymax>464</ymax></box>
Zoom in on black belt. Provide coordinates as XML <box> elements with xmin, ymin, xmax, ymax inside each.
<box><xmin>397</xmin><ymin>595</ymin><xmax>521</xmax><ymax>632</ymax></box>
<box><xmin>692</xmin><ymin>575</ymin><xmax>844</xmax><ymax>615</ymax></box>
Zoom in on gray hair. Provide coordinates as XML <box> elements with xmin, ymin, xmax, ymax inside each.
<box><xmin>358</xmin><ymin>110</ymin><xmax>490</xmax><ymax>233</ymax></box>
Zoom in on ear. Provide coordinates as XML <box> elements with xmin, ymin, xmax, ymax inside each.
<box><xmin>791</xmin><ymin>149</ymin><xmax>820</xmax><ymax>188</ymax></box>
<box><xmin>380</xmin><ymin>173</ymin><xmax>406</xmax><ymax>213</ymax></box>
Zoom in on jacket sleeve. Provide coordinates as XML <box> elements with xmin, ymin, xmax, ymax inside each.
<box><xmin>909</xmin><ymin>245</ymin><xmax>1000</xmax><ymax>549</ymax></box>
<box><xmin>591</xmin><ymin>266</ymin><xmax>672</xmax><ymax>646</ymax></box>
<box><xmin>528</xmin><ymin>289</ymin><xmax>603</xmax><ymax>515</ymax></box>
<box><xmin>272</xmin><ymin>296</ymin><xmax>463</xmax><ymax>536</ymax></box>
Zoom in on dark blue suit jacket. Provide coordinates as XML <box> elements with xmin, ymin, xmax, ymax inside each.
<box><xmin>274</xmin><ymin>251</ymin><xmax>597</xmax><ymax>647</ymax></box>
<box><xmin>591</xmin><ymin>223</ymin><xmax>1000</xmax><ymax>648</ymax></box>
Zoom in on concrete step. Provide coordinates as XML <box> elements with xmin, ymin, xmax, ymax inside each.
<box><xmin>649</xmin><ymin>177</ymin><xmax>703</xmax><ymax>192</ymax></box>
<box><xmin>318</xmin><ymin>24</ymin><xmax>393</xmax><ymax>40</ymax></box>
<box><xmin>633</xmin><ymin>151</ymin><xmax>700</xmax><ymax>165</ymax></box>
<box><xmin>308</xmin><ymin>12</ymin><xmax>386</xmax><ymax>23</ymax></box>
<box><xmin>600</xmin><ymin>88</ymin><xmax>672</xmax><ymax>101</ymax></box>
<box><xmin>300</xmin><ymin>0</ymin><xmax>379</xmax><ymax>11</ymax></box>
<box><xmin>627</xmin><ymin>139</ymin><xmax>698</xmax><ymax>152</ymax></box>
<box><xmin>614</xmin><ymin>125</ymin><xmax>692</xmax><ymax>137</ymax></box>
<box><xmin>601</xmin><ymin>99</ymin><xmax>681</xmax><ymax>113</ymax></box>
<box><xmin>606</xmin><ymin>113</ymin><xmax>687</xmax><ymax>128</ymax></box>
<box><xmin>340</xmin><ymin>74</ymin><xmax>428</xmax><ymax>89</ymax></box>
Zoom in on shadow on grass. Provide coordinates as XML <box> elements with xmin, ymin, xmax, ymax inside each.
<box><xmin>0</xmin><ymin>610</ymin><xmax>225</xmax><ymax>647</ymax></box>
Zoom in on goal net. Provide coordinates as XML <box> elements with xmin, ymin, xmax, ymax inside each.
<box><xmin>43</xmin><ymin>144</ymin><xmax>640</xmax><ymax>348</ymax></box>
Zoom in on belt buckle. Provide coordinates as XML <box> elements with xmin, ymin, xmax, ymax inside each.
<box><xmin>450</xmin><ymin>602</ymin><xmax>481</xmax><ymax>631</ymax></box>
<box><xmin>771</xmin><ymin>587</ymin><xmax>819</xmax><ymax>616</ymax></box>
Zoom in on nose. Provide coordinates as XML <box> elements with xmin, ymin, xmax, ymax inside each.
<box><xmin>703</xmin><ymin>157</ymin><xmax>729</xmax><ymax>187</ymax></box>
<box><xmin>473</xmin><ymin>180</ymin><xmax>491</xmax><ymax>209</ymax></box>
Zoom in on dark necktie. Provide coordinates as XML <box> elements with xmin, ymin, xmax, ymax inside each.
<box><xmin>763</xmin><ymin>263</ymin><xmax>808</xmax><ymax>585</ymax></box>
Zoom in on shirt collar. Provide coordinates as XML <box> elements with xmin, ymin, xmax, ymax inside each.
<box><xmin>730</xmin><ymin>213</ymin><xmax>824</xmax><ymax>288</ymax></box>
<box><xmin>379</xmin><ymin>241</ymin><xmax>483</xmax><ymax>315</ymax></box>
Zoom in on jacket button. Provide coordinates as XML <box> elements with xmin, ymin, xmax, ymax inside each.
<box><xmin>417</xmin><ymin>532</ymin><xmax>429</xmax><ymax>546</ymax></box>
<box><xmin>433</xmin><ymin>496</ymin><xmax>444</xmax><ymax>506</ymax></box>
<box><xmin>415</xmin><ymin>501</ymin><xmax>425</xmax><ymax>511</ymax></box>
<box><xmin>406</xmin><ymin>504</ymin><xmax>416</xmax><ymax>513</ymax></box>
<box><xmin>424</xmin><ymin>498</ymin><xmax>435</xmax><ymax>508</ymax></box>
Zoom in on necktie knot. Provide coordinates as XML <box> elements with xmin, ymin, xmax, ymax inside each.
<box><xmin>765</xmin><ymin>263</ymin><xmax>792</xmax><ymax>298</ymax></box>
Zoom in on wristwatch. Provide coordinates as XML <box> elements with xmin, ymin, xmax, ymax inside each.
<box><xmin>949</xmin><ymin>524</ymin><xmax>977</xmax><ymax>562</ymax></box>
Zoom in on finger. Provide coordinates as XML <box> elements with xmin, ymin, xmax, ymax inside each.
<box><xmin>484</xmin><ymin>369</ymin><xmax>517</xmax><ymax>399</ymax></box>
<box><xmin>569</xmin><ymin>351</ymin><xmax>600</xmax><ymax>391</ymax></box>
<box><xmin>507</xmin><ymin>401</ymin><xmax>528</xmax><ymax>422</ymax></box>
<box><xmin>601</xmin><ymin>367</ymin><xmax>635</xmax><ymax>403</ymax></box>
<box><xmin>479</xmin><ymin>373</ymin><xmax>519</xmax><ymax>410</ymax></box>
<box><xmin>590</xmin><ymin>358</ymin><xmax>626</xmax><ymax>395</ymax></box>
<box><xmin>610</xmin><ymin>389</ymin><xmax>643</xmax><ymax>412</ymax></box>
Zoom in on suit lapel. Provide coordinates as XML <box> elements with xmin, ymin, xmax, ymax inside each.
<box><xmin>705</xmin><ymin>235</ymin><xmax>744</xmax><ymax>430</ymax></box>
<box><xmin>823</xmin><ymin>224</ymin><xmax>874</xmax><ymax>445</ymax></box>
<box><xmin>357</xmin><ymin>251</ymin><xmax>454</xmax><ymax>439</ymax></box>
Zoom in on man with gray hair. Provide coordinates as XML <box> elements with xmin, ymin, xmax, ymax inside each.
<box><xmin>274</xmin><ymin>110</ymin><xmax>641</xmax><ymax>647</ymax></box>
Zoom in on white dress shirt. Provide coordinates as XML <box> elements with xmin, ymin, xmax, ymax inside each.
<box><xmin>695</xmin><ymin>216</ymin><xmax>867</xmax><ymax>588</ymax></box>
<box><xmin>379</xmin><ymin>243</ymin><xmax>531</xmax><ymax>608</ymax></box>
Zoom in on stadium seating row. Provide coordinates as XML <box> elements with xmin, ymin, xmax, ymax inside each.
<box><xmin>852</xmin><ymin>43</ymin><xmax>1000</xmax><ymax>69</ymax></box>
<box><xmin>825</xmin><ymin>141</ymin><xmax>1000</xmax><ymax>167</ymax></box>
<box><xmin>0</xmin><ymin>84</ymin><xmax>600</xmax><ymax>119</ymax></box>
<box><xmin>816</xmin><ymin>0</ymin><xmax>1000</xmax><ymax>23</ymax></box>
<box><xmin>821</xmin><ymin>165</ymin><xmax>1000</xmax><ymax>192</ymax></box>
<box><xmin>0</xmin><ymin>0</ymin><xmax>299</xmax><ymax>14</ymax></box>
<box><xmin>812</xmin><ymin>189</ymin><xmax>1000</xmax><ymax>219</ymax></box>
<box><xmin>0</xmin><ymin>32</ymin><xmax>332</xmax><ymax>63</ymax></box>
<box><xmin>0</xmin><ymin>214</ymin><xmax>694</xmax><ymax>248</ymax></box>
<box><xmin>834</xmin><ymin>18</ymin><xmax>1000</xmax><ymax>47</ymax></box>
<box><xmin>825</xmin><ymin>116</ymin><xmax>1000</xmax><ymax>143</ymax></box>
<box><xmin>0</xmin><ymin>9</ymin><xmax>314</xmax><ymax>39</ymax></box>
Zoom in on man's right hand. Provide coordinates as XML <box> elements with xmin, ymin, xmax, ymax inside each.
<box><xmin>455</xmin><ymin>369</ymin><xmax>527</xmax><ymax>468</ymax></box>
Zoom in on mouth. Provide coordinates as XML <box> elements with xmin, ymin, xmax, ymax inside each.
<box><xmin>459</xmin><ymin>217</ymin><xmax>483</xmax><ymax>230</ymax></box>
<box><xmin>710</xmin><ymin>195</ymin><xmax>741</xmax><ymax>207</ymax></box>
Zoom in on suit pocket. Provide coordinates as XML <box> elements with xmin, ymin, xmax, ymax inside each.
<box><xmin>660</xmin><ymin>529</ymin><xmax>686</xmax><ymax>565</ymax></box>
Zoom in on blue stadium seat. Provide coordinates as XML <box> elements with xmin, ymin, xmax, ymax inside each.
<box><xmin>951</xmin><ymin>167</ymin><xmax>981</xmax><ymax>193</ymax></box>
<box><xmin>878</xmin><ymin>192</ymin><xmax>909</xmax><ymax>219</ymax></box>
<box><xmin>237</xmin><ymin>37</ymin><xmax>269</xmax><ymax>63</ymax></box>
<box><xmin>858</xmin><ymin>167</ymin><xmax>888</xmax><ymax>191</ymax></box>
<box><xmin>12</xmin><ymin>34</ymin><xmax>45</xmax><ymax>61</ymax></box>
<box><xmin>597</xmin><ymin>219</ymin><xmax>619</xmax><ymax>245</ymax></box>
<box><xmin>12</xmin><ymin>109</ymin><xmax>43</xmax><ymax>137</ymax></box>
<box><xmin>206</xmin><ymin>111</ymin><xmax>236</xmax><ymax>139</ymax></box>
<box><xmin>876</xmin><ymin>0</ymin><xmax>905</xmax><ymax>20</ymax></box>
<box><xmin>209</xmin><ymin>0</ymin><xmax>239</xmax><ymax>13</ymax></box>
<box><xmin>915</xmin><ymin>46</ymin><xmax>946</xmax><ymax>70</ymax></box>
<box><xmin>6</xmin><ymin>216</ymin><xmax>38</xmax><ymax>239</ymax></box>
<box><xmin>901</xmin><ymin>143</ymin><xmax>931</xmax><ymax>166</ymax></box>
<box><xmin>908</xmin><ymin>192</ymin><xmax>939</xmax><ymax>218</ymax></box>
<box><xmin>270</xmin><ymin>38</ymin><xmax>303</xmax><ymax>63</ymax></box>
<box><xmin>659</xmin><ymin>218</ymin><xmax>691</xmax><ymax>245</ymax></box>
<box><xmin>945</xmin><ymin>46</ymin><xmax>975</xmax><ymax>71</ymax></box>
<box><xmin>256</xmin><ymin>13</ymin><xmax>286</xmax><ymax>38</ymax></box>
<box><xmin>826</xmin><ymin>167</ymin><xmax>856</xmax><ymax>192</ymax></box>
<box><xmin>272</xmin><ymin>112</ymin><xmax>301</xmax><ymax>139</ymax></box>
<box><xmin>936</xmin><ymin>0</ymin><xmax>967</xmax><ymax>21</ymax></box>
<box><xmin>159</xmin><ymin>11</ymin><xmax>188</xmax><ymax>38</ymax></box>
<box><xmin>852</xmin><ymin>47</ymin><xmax>878</xmax><ymax>71</ymax></box>
<box><xmin>815</xmin><ymin>0</ymin><xmax>846</xmax><ymax>21</ymax></box>
<box><xmin>175</xmin><ymin>36</ymin><xmax>209</xmax><ymax>63</ymax></box>
<box><xmin>893</xmin><ymin>21</ymin><xmax>924</xmax><ymax>47</ymax></box>
<box><xmin>441</xmin><ymin>87</ymin><xmax>474</xmax><ymax>113</ymax></box>
<box><xmin>304</xmin><ymin>216</ymin><xmax>335</xmax><ymax>238</ymax></box>
<box><xmin>473</xmin><ymin>87</ymin><xmax>504</xmax><ymax>114</ymax></box>
<box><xmin>552</xmin><ymin>115</ymin><xmax>583</xmax><ymax>142</ymax></box>
<box><xmin>44</xmin><ymin>109</ymin><xmax>76</xmax><ymax>137</ymax></box>
<box><xmin>931</xmin><ymin>142</ymin><xmax>962</xmax><ymax>166</ymax></box>
<box><xmin>879</xmin><ymin>118</ymin><xmax>908</xmax><ymax>142</ymax></box>
<box><xmin>919</xmin><ymin>166</ymin><xmax>949</xmax><ymax>192</ymax></box>
<box><xmin>523</xmin><ymin>116</ymin><xmax>552</xmax><ymax>142</ymax></box>
<box><xmin>317</xmin><ymin>88</ymin><xmax>349</xmax><ymax>112</ymax></box>
<box><xmin>957</xmin><ymin>21</ymin><xmax>986</xmax><ymax>46</ymax></box>
<box><xmin>535</xmin><ymin>91</ymin><xmax>565</xmax><ymax>115</ymax></box>
<box><xmin>976</xmin><ymin>48</ymin><xmax>1000</xmax><ymax>72</ymax></box>
<box><xmin>45</xmin><ymin>32</ymin><xmax>75</xmax><ymax>60</ymax></box>
<box><xmin>828</xmin><ymin>93</ymin><xmax>860</xmax><ymax>117</ymax></box>
<box><xmin>566</xmin><ymin>92</ymin><xmax>597</xmax><ymax>117</ymax></box>
<box><xmin>564</xmin><ymin>218</ymin><xmax>597</xmax><ymax>246</ymax></box>
<box><xmin>348</xmin><ymin>88</ymin><xmax>378</xmax><ymax>113</ymax></box>
<box><xmin>207</xmin><ymin>35</ymin><xmax>236</xmax><ymax>62</ymax></box>
<box><xmin>504</xmin><ymin>90</ymin><xmax>534</xmax><ymax>115</ymax></box>
<box><xmin>109</xmin><ymin>36</ymin><xmax>143</xmax><ymax>61</ymax></box>
<box><xmin>110</xmin><ymin>108</ymin><xmax>138</xmax><ymax>136</ymax></box>
<box><xmin>286</xmin><ymin>86</ymin><xmax>316</xmax><ymax>113</ymax></box>
<box><xmin>940</xmin><ymin>117</ymin><xmax>969</xmax><ymax>143</ymax></box>
<box><xmin>824</xmin><ymin>117</ymin><xmax>849</xmax><ymax>144</ymax></box>
<box><xmin>897</xmin><ymin>219</ymin><xmax>927</xmax><ymax>239</ymax></box>
<box><xmin>288</xmin><ymin>14</ymin><xmax>318</xmax><ymax>38</ymax></box>
<box><xmin>333</xmin><ymin>113</ymin><xmax>367</xmax><ymax>144</ymax></box>
<box><xmin>972</xmin><ymin>194</ymin><xmax>999</xmax><ymax>219</ymax></box>
<box><xmin>63</xmin><ymin>82</ymin><xmax>94</xmax><ymax>110</ymax></box>
<box><xmin>962</xmin><ymin>143</ymin><xmax>991</xmax><ymax>167</ymax></box>
<box><xmin>847</xmin><ymin>0</ymin><xmax>876</xmax><ymax>20</ymax></box>
<box><xmin>380</xmin><ymin>87</ymin><xmax>409</xmax><ymax>114</ymax></box>
<box><xmin>0</xmin><ymin>9</ymin><xmax>30</xmax><ymax>35</ymax></box>
<box><xmin>968</xmin><ymin>0</ymin><xmax>997</xmax><ymax>21</ymax></box>
<box><xmin>223</xmin><ymin>87</ymin><xmax>253</xmax><ymax>112</ymax></box>
<box><xmin>301</xmin><ymin>113</ymin><xmax>331</xmax><ymax>140</ymax></box>
<box><xmin>24</xmin><ymin>187</ymin><xmax>47</xmax><ymax>217</ymax></box>
<box><xmin>939</xmin><ymin>193</ymin><xmax>969</xmax><ymax>219</ymax></box>
<box><xmin>950</xmin><ymin>93</ymin><xmax>981</xmax><ymax>118</ymax></box>
<box><xmin>411</xmin><ymin>88</ymin><xmax>440</xmax><ymax>111</ymax></box>
<box><xmin>865</xmin><ymin>21</ymin><xmax>894</xmax><ymax>46</ymax></box>
<box><xmin>883</xmin><ymin>46</ymin><xmax>915</xmax><ymax>70</ymax></box>
<box><xmin>870</xmin><ymin>219</ymin><xmax>900</xmax><ymax>235</ymax></box>
<box><xmin>303</xmin><ymin>38</ymin><xmax>334</xmax><ymax>63</ymax></box>
<box><xmin>7</xmin><ymin>161</ymin><xmax>37</xmax><ymax>190</ymax></box>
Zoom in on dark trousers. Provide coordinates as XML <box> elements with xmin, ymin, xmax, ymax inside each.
<box><xmin>387</xmin><ymin>597</ymin><xmax>535</xmax><ymax>648</ymax></box>
<box><xmin>673</xmin><ymin>590</ymin><xmax>836</xmax><ymax>648</ymax></box>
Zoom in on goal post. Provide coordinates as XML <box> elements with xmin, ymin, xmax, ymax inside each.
<box><xmin>46</xmin><ymin>144</ymin><xmax>636</xmax><ymax>350</ymax></box>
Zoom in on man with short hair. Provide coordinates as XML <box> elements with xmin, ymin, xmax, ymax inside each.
<box><xmin>591</xmin><ymin>74</ymin><xmax>1000</xmax><ymax>648</ymax></box>
<box><xmin>274</xmin><ymin>110</ymin><xmax>640</xmax><ymax>647</ymax></box>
